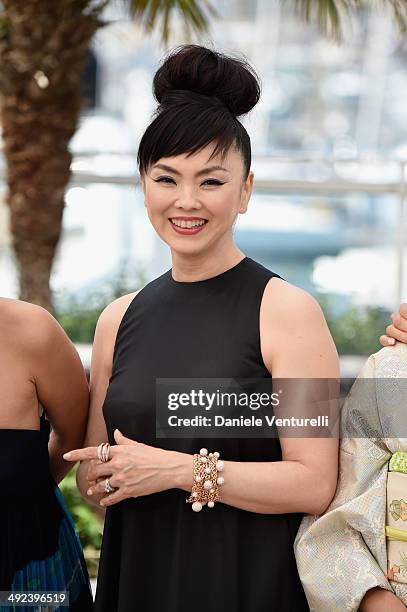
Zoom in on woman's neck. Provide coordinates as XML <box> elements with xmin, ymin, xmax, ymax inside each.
<box><xmin>170</xmin><ymin>245</ymin><xmax>246</xmax><ymax>283</ymax></box>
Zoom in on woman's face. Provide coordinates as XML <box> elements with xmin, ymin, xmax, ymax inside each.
<box><xmin>141</xmin><ymin>142</ymin><xmax>253</xmax><ymax>256</ymax></box>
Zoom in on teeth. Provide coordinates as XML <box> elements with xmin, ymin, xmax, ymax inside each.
<box><xmin>171</xmin><ymin>219</ymin><xmax>206</xmax><ymax>228</ymax></box>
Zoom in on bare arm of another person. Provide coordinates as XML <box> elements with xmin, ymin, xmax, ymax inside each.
<box><xmin>28</xmin><ymin>307</ymin><xmax>90</xmax><ymax>484</ymax></box>
<box><xmin>75</xmin><ymin>292</ymin><xmax>138</xmax><ymax>509</ymax></box>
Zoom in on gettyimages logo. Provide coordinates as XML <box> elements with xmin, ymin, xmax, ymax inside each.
<box><xmin>167</xmin><ymin>388</ymin><xmax>281</xmax><ymax>411</ymax></box>
<box><xmin>156</xmin><ymin>378</ymin><xmax>339</xmax><ymax>439</ymax></box>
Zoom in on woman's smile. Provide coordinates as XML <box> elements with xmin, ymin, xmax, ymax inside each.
<box><xmin>169</xmin><ymin>216</ymin><xmax>208</xmax><ymax>235</ymax></box>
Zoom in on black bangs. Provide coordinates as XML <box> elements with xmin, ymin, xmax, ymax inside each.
<box><xmin>137</xmin><ymin>99</ymin><xmax>251</xmax><ymax>181</ymax></box>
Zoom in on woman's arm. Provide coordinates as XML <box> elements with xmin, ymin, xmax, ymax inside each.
<box><xmin>172</xmin><ymin>279</ymin><xmax>340</xmax><ymax>514</ymax></box>
<box><xmin>75</xmin><ymin>292</ymin><xmax>138</xmax><ymax>508</ymax></box>
<box><xmin>30</xmin><ymin>309</ymin><xmax>90</xmax><ymax>484</ymax></box>
<box><xmin>72</xmin><ymin>279</ymin><xmax>340</xmax><ymax>515</ymax></box>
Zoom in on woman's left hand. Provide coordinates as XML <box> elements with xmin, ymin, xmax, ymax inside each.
<box><xmin>63</xmin><ymin>429</ymin><xmax>189</xmax><ymax>506</ymax></box>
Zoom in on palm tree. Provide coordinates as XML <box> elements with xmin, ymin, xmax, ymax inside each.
<box><xmin>0</xmin><ymin>0</ymin><xmax>216</xmax><ymax>311</ymax></box>
<box><xmin>1</xmin><ymin>0</ymin><xmax>406</xmax><ymax>311</ymax></box>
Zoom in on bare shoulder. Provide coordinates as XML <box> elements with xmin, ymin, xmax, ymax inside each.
<box><xmin>91</xmin><ymin>291</ymin><xmax>141</xmax><ymax>374</ymax></box>
<box><xmin>96</xmin><ymin>291</ymin><xmax>140</xmax><ymax>336</ymax></box>
<box><xmin>262</xmin><ymin>277</ymin><xmax>324</xmax><ymax>323</ymax></box>
<box><xmin>0</xmin><ymin>298</ymin><xmax>64</xmax><ymax>349</ymax></box>
<box><xmin>260</xmin><ymin>278</ymin><xmax>338</xmax><ymax>376</ymax></box>
<box><xmin>0</xmin><ymin>297</ymin><xmax>53</xmax><ymax>326</ymax></box>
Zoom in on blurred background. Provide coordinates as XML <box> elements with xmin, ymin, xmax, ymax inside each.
<box><xmin>0</xmin><ymin>0</ymin><xmax>406</xmax><ymax>575</ymax></box>
<box><xmin>1</xmin><ymin>1</ymin><xmax>407</xmax><ymax>360</ymax></box>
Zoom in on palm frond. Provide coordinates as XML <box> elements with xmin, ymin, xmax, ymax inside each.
<box><xmin>383</xmin><ymin>0</ymin><xmax>407</xmax><ymax>34</ymax></box>
<box><xmin>200</xmin><ymin>0</ymin><xmax>218</xmax><ymax>19</ymax></box>
<box><xmin>292</xmin><ymin>0</ymin><xmax>407</xmax><ymax>42</ymax></box>
<box><xmin>291</xmin><ymin>0</ymin><xmax>350</xmax><ymax>42</ymax></box>
<box><xmin>129</xmin><ymin>0</ymin><xmax>217</xmax><ymax>44</ymax></box>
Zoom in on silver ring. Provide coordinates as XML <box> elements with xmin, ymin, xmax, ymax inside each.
<box><xmin>104</xmin><ymin>478</ymin><xmax>115</xmax><ymax>493</ymax></box>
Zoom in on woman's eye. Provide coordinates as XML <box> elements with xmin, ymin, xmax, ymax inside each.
<box><xmin>154</xmin><ymin>176</ymin><xmax>175</xmax><ymax>184</ymax></box>
<box><xmin>153</xmin><ymin>177</ymin><xmax>224</xmax><ymax>186</ymax></box>
<box><xmin>203</xmin><ymin>179</ymin><xmax>224</xmax><ymax>186</ymax></box>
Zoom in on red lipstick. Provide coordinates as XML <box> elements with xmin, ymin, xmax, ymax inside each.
<box><xmin>169</xmin><ymin>217</ymin><xmax>208</xmax><ymax>236</ymax></box>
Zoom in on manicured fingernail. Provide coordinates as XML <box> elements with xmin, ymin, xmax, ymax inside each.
<box><xmin>389</xmin><ymin>338</ymin><xmax>396</xmax><ymax>345</ymax></box>
<box><xmin>87</xmin><ymin>488</ymin><xmax>93</xmax><ymax>496</ymax></box>
<box><xmin>63</xmin><ymin>452</ymin><xmax>71</xmax><ymax>460</ymax></box>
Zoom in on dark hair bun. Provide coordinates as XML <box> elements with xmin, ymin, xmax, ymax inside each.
<box><xmin>153</xmin><ymin>44</ymin><xmax>261</xmax><ymax>117</ymax></box>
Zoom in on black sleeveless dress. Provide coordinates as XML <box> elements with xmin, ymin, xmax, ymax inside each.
<box><xmin>95</xmin><ymin>256</ymin><xmax>309</xmax><ymax>612</ymax></box>
<box><xmin>0</xmin><ymin>413</ymin><xmax>93</xmax><ymax>611</ymax></box>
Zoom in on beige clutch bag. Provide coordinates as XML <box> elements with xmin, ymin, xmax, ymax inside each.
<box><xmin>386</xmin><ymin>453</ymin><xmax>407</xmax><ymax>583</ymax></box>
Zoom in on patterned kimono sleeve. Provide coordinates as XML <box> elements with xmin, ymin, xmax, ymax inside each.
<box><xmin>294</xmin><ymin>353</ymin><xmax>395</xmax><ymax>612</ymax></box>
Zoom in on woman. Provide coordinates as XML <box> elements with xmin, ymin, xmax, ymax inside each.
<box><xmin>295</xmin><ymin>342</ymin><xmax>407</xmax><ymax>612</ymax></box>
<box><xmin>293</xmin><ymin>313</ymin><xmax>407</xmax><ymax>612</ymax></box>
<box><xmin>64</xmin><ymin>44</ymin><xmax>339</xmax><ymax>611</ymax></box>
<box><xmin>0</xmin><ymin>297</ymin><xmax>93</xmax><ymax>610</ymax></box>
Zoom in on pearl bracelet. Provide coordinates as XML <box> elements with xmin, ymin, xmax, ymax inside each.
<box><xmin>186</xmin><ymin>448</ymin><xmax>225</xmax><ymax>512</ymax></box>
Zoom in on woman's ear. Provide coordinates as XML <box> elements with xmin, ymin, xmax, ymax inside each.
<box><xmin>239</xmin><ymin>170</ymin><xmax>254</xmax><ymax>214</ymax></box>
